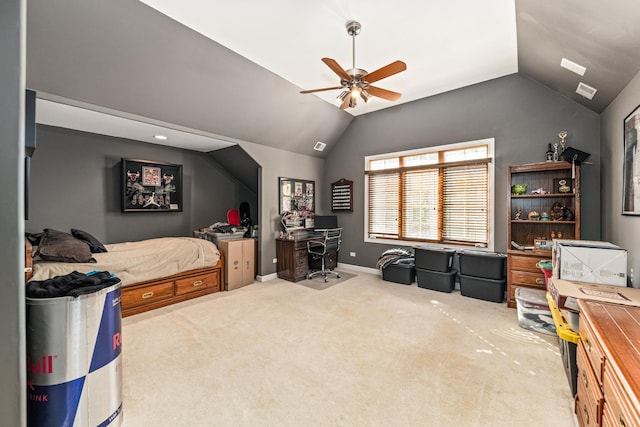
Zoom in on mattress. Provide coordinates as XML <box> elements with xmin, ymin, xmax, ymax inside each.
<box><xmin>30</xmin><ymin>237</ymin><xmax>220</xmax><ymax>287</ymax></box>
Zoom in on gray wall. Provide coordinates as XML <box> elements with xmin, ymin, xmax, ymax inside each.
<box><xmin>324</xmin><ymin>74</ymin><xmax>602</xmax><ymax>269</ymax></box>
<box><xmin>601</xmin><ymin>69</ymin><xmax>640</xmax><ymax>287</ymax></box>
<box><xmin>26</xmin><ymin>0</ymin><xmax>352</xmax><ymax>159</ymax></box>
<box><xmin>0</xmin><ymin>0</ymin><xmax>26</xmax><ymax>424</ymax></box>
<box><xmin>237</xmin><ymin>140</ymin><xmax>325</xmax><ymax>276</ymax></box>
<box><xmin>27</xmin><ymin>125</ymin><xmax>238</xmax><ymax>244</ymax></box>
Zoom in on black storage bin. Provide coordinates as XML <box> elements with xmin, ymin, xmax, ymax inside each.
<box><xmin>459</xmin><ymin>273</ymin><xmax>506</xmax><ymax>303</ymax></box>
<box><xmin>416</xmin><ymin>268</ymin><xmax>457</xmax><ymax>293</ymax></box>
<box><xmin>382</xmin><ymin>263</ymin><xmax>416</xmax><ymax>285</ymax></box>
<box><xmin>558</xmin><ymin>337</ymin><xmax>577</xmax><ymax>396</ymax></box>
<box><xmin>414</xmin><ymin>247</ymin><xmax>456</xmax><ymax>272</ymax></box>
<box><xmin>458</xmin><ymin>251</ymin><xmax>507</xmax><ymax>280</ymax></box>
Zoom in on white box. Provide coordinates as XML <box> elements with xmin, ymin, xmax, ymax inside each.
<box><xmin>552</xmin><ymin>239</ymin><xmax>627</xmax><ymax>286</ymax></box>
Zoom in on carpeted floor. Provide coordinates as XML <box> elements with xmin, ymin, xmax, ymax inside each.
<box><xmin>296</xmin><ymin>271</ymin><xmax>357</xmax><ymax>291</ymax></box>
<box><xmin>120</xmin><ymin>269</ymin><xmax>578</xmax><ymax>427</ymax></box>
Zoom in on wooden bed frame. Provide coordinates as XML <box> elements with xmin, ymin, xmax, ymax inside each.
<box><xmin>25</xmin><ymin>241</ymin><xmax>224</xmax><ymax>317</ymax></box>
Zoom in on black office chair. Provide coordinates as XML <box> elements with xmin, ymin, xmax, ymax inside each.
<box><xmin>307</xmin><ymin>228</ymin><xmax>342</xmax><ymax>282</ymax></box>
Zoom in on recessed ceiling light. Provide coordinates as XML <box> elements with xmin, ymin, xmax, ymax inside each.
<box><xmin>314</xmin><ymin>141</ymin><xmax>326</xmax><ymax>152</ymax></box>
<box><xmin>576</xmin><ymin>82</ymin><xmax>597</xmax><ymax>100</ymax></box>
<box><xmin>154</xmin><ymin>134</ymin><xmax>168</xmax><ymax>140</ymax></box>
<box><xmin>560</xmin><ymin>58</ymin><xmax>586</xmax><ymax>76</ymax></box>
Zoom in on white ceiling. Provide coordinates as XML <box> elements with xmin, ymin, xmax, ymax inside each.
<box><xmin>138</xmin><ymin>0</ymin><xmax>519</xmax><ymax>116</ymax></box>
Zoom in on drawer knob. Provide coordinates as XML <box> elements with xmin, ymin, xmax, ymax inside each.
<box><xmin>582</xmin><ymin>370</ymin><xmax>588</xmax><ymax>388</ymax></box>
<box><xmin>583</xmin><ymin>404</ymin><xmax>589</xmax><ymax>425</ymax></box>
<box><xmin>584</xmin><ymin>337</ymin><xmax>591</xmax><ymax>351</ymax></box>
<box><xmin>535</xmin><ymin>278</ymin><xmax>545</xmax><ymax>285</ymax></box>
<box><xmin>142</xmin><ymin>291</ymin><xmax>154</xmax><ymax>299</ymax></box>
<box><xmin>192</xmin><ymin>280</ymin><xmax>203</xmax><ymax>287</ymax></box>
<box><xmin>619</xmin><ymin>415</ymin><xmax>626</xmax><ymax>427</ymax></box>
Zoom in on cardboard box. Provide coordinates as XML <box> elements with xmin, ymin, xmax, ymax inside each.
<box><xmin>552</xmin><ymin>239</ymin><xmax>627</xmax><ymax>286</ymax></box>
<box><xmin>548</xmin><ymin>278</ymin><xmax>640</xmax><ymax>312</ymax></box>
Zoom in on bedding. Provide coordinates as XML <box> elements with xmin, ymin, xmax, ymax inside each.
<box><xmin>30</xmin><ymin>237</ymin><xmax>221</xmax><ymax>287</ymax></box>
<box><xmin>36</xmin><ymin>228</ymin><xmax>96</xmax><ymax>263</ymax></box>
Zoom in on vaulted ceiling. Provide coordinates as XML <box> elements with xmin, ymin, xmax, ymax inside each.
<box><xmin>28</xmin><ymin>0</ymin><xmax>640</xmax><ymax>157</ymax></box>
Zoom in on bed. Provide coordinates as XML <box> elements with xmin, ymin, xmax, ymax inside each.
<box><xmin>26</xmin><ymin>233</ymin><xmax>224</xmax><ymax>317</ymax></box>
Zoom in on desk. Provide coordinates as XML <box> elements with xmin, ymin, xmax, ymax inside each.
<box><xmin>575</xmin><ymin>300</ymin><xmax>640</xmax><ymax>427</ymax></box>
<box><xmin>276</xmin><ymin>237</ymin><xmax>337</xmax><ymax>282</ymax></box>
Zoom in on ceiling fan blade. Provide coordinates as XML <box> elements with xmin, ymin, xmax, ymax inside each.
<box><xmin>364</xmin><ymin>60</ymin><xmax>407</xmax><ymax>84</ymax></box>
<box><xmin>339</xmin><ymin>95</ymin><xmax>351</xmax><ymax>110</ymax></box>
<box><xmin>366</xmin><ymin>85</ymin><xmax>402</xmax><ymax>101</ymax></box>
<box><xmin>322</xmin><ymin>58</ymin><xmax>352</xmax><ymax>81</ymax></box>
<box><xmin>300</xmin><ymin>86</ymin><xmax>343</xmax><ymax>94</ymax></box>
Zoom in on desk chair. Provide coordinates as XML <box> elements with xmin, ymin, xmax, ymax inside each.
<box><xmin>307</xmin><ymin>228</ymin><xmax>342</xmax><ymax>282</ymax></box>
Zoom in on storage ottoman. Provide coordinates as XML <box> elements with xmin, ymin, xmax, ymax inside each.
<box><xmin>515</xmin><ymin>288</ymin><xmax>556</xmax><ymax>336</ymax></box>
<box><xmin>459</xmin><ymin>273</ymin><xmax>505</xmax><ymax>303</ymax></box>
<box><xmin>414</xmin><ymin>247</ymin><xmax>456</xmax><ymax>272</ymax></box>
<box><xmin>458</xmin><ymin>251</ymin><xmax>506</xmax><ymax>280</ymax></box>
<box><xmin>382</xmin><ymin>263</ymin><xmax>416</xmax><ymax>285</ymax></box>
<box><xmin>416</xmin><ymin>268</ymin><xmax>457</xmax><ymax>293</ymax></box>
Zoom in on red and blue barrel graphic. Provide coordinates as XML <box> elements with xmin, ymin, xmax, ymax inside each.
<box><xmin>26</xmin><ymin>283</ymin><xmax>123</xmax><ymax>427</ymax></box>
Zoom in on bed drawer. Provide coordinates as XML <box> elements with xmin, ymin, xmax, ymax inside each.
<box><xmin>121</xmin><ymin>281</ymin><xmax>174</xmax><ymax>308</ymax></box>
<box><xmin>175</xmin><ymin>271</ymin><xmax>220</xmax><ymax>295</ymax></box>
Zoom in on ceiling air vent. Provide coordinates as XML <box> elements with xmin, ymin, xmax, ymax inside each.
<box><xmin>313</xmin><ymin>141</ymin><xmax>327</xmax><ymax>152</ymax></box>
<box><xmin>576</xmin><ymin>82</ymin><xmax>597</xmax><ymax>100</ymax></box>
<box><xmin>560</xmin><ymin>58</ymin><xmax>586</xmax><ymax>76</ymax></box>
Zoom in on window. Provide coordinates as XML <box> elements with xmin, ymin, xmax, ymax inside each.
<box><xmin>365</xmin><ymin>138</ymin><xmax>494</xmax><ymax>250</ymax></box>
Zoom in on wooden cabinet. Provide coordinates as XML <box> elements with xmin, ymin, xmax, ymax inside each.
<box><xmin>276</xmin><ymin>238</ymin><xmax>309</xmax><ymax>282</ymax></box>
<box><xmin>218</xmin><ymin>239</ymin><xmax>256</xmax><ymax>290</ymax></box>
<box><xmin>575</xmin><ymin>300</ymin><xmax>640</xmax><ymax>427</ymax></box>
<box><xmin>507</xmin><ymin>162</ymin><xmax>580</xmax><ymax>308</ymax></box>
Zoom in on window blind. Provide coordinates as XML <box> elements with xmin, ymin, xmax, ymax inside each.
<box><xmin>442</xmin><ymin>164</ymin><xmax>488</xmax><ymax>244</ymax></box>
<box><xmin>366</xmin><ymin>158</ymin><xmax>489</xmax><ymax>246</ymax></box>
<box><xmin>367</xmin><ymin>172</ymin><xmax>399</xmax><ymax>238</ymax></box>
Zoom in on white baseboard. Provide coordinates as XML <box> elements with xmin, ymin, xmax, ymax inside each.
<box><xmin>336</xmin><ymin>262</ymin><xmax>379</xmax><ymax>276</ymax></box>
<box><xmin>256</xmin><ymin>273</ymin><xmax>278</xmax><ymax>282</ymax></box>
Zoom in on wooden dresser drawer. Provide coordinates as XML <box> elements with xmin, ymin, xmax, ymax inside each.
<box><xmin>603</xmin><ymin>362</ymin><xmax>640</xmax><ymax>427</ymax></box>
<box><xmin>175</xmin><ymin>271</ymin><xmax>220</xmax><ymax>295</ymax></box>
<box><xmin>577</xmin><ymin>341</ymin><xmax>603</xmax><ymax>425</ymax></box>
<box><xmin>510</xmin><ymin>270</ymin><xmax>546</xmax><ymax>288</ymax></box>
<box><xmin>579</xmin><ymin>318</ymin><xmax>605</xmax><ymax>384</ymax></box>
<box><xmin>602</xmin><ymin>402</ymin><xmax>617</xmax><ymax>427</ymax></box>
<box><xmin>295</xmin><ymin>250</ymin><xmax>309</xmax><ymax>267</ymax></box>
<box><xmin>121</xmin><ymin>281</ymin><xmax>174</xmax><ymax>308</ymax></box>
<box><xmin>510</xmin><ymin>254</ymin><xmax>549</xmax><ymax>272</ymax></box>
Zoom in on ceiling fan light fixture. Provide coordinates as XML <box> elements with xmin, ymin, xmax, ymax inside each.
<box><xmin>300</xmin><ymin>20</ymin><xmax>406</xmax><ymax>109</ymax></box>
<box><xmin>360</xmin><ymin>89</ymin><xmax>371</xmax><ymax>103</ymax></box>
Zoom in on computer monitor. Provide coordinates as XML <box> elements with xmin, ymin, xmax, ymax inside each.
<box><xmin>314</xmin><ymin>215</ymin><xmax>338</xmax><ymax>229</ymax></box>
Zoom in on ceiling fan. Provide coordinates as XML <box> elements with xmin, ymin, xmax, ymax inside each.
<box><xmin>300</xmin><ymin>20</ymin><xmax>407</xmax><ymax>109</ymax></box>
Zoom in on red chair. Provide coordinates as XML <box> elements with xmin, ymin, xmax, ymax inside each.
<box><xmin>227</xmin><ymin>209</ymin><xmax>240</xmax><ymax>226</ymax></box>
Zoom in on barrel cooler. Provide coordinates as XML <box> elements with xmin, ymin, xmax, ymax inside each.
<box><xmin>26</xmin><ymin>282</ymin><xmax>123</xmax><ymax>427</ymax></box>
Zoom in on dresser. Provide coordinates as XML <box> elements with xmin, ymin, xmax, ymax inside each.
<box><xmin>575</xmin><ymin>299</ymin><xmax>640</xmax><ymax>427</ymax></box>
<box><xmin>506</xmin><ymin>250</ymin><xmax>550</xmax><ymax>308</ymax></box>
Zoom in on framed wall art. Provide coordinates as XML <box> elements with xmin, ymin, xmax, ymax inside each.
<box><xmin>121</xmin><ymin>158</ymin><xmax>183</xmax><ymax>212</ymax></box>
<box><xmin>623</xmin><ymin>104</ymin><xmax>640</xmax><ymax>215</ymax></box>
